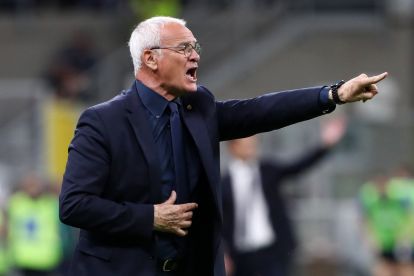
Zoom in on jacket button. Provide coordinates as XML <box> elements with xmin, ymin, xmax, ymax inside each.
<box><xmin>186</xmin><ymin>104</ymin><xmax>192</xmax><ymax>110</ymax></box>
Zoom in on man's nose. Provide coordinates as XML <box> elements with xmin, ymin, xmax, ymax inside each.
<box><xmin>188</xmin><ymin>49</ymin><xmax>200</xmax><ymax>62</ymax></box>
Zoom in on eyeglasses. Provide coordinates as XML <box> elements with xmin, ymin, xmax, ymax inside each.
<box><xmin>151</xmin><ymin>42</ymin><xmax>202</xmax><ymax>57</ymax></box>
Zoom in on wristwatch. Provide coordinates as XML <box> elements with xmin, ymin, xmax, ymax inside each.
<box><xmin>330</xmin><ymin>80</ymin><xmax>346</xmax><ymax>105</ymax></box>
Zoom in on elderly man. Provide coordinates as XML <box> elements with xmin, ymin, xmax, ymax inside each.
<box><xmin>59</xmin><ymin>16</ymin><xmax>387</xmax><ymax>276</ymax></box>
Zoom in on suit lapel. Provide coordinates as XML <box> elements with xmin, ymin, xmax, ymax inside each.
<box><xmin>125</xmin><ymin>84</ymin><xmax>162</xmax><ymax>203</ymax></box>
<box><xmin>181</xmin><ymin>98</ymin><xmax>222</xmax><ymax>220</ymax></box>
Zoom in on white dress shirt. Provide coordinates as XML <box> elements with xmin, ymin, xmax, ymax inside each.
<box><xmin>228</xmin><ymin>159</ymin><xmax>275</xmax><ymax>252</ymax></box>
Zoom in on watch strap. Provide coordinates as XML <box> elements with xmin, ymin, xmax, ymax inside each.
<box><xmin>330</xmin><ymin>80</ymin><xmax>346</xmax><ymax>104</ymax></box>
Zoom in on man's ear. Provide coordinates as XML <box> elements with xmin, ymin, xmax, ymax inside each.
<box><xmin>142</xmin><ymin>49</ymin><xmax>158</xmax><ymax>70</ymax></box>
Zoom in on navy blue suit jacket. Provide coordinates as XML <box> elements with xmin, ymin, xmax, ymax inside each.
<box><xmin>59</xmin><ymin>82</ymin><xmax>334</xmax><ymax>276</ymax></box>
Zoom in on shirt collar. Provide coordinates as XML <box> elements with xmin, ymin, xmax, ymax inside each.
<box><xmin>135</xmin><ymin>80</ymin><xmax>169</xmax><ymax>118</ymax></box>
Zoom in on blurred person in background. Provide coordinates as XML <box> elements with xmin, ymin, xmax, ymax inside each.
<box><xmin>43</xmin><ymin>31</ymin><xmax>96</xmax><ymax>186</ymax></box>
<box><xmin>45</xmin><ymin>30</ymin><xmax>98</xmax><ymax>103</ymax></box>
<box><xmin>221</xmin><ymin>117</ymin><xmax>346</xmax><ymax>276</ymax></box>
<box><xmin>59</xmin><ymin>16</ymin><xmax>387</xmax><ymax>276</ymax></box>
<box><xmin>8</xmin><ymin>172</ymin><xmax>62</xmax><ymax>276</ymax></box>
<box><xmin>359</xmin><ymin>173</ymin><xmax>414</xmax><ymax>276</ymax></box>
<box><xmin>387</xmin><ymin>165</ymin><xmax>414</xmax><ymax>206</ymax></box>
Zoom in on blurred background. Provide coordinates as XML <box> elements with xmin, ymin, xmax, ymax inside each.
<box><xmin>0</xmin><ymin>0</ymin><xmax>413</xmax><ymax>275</ymax></box>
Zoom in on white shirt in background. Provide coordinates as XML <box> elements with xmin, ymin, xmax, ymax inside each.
<box><xmin>228</xmin><ymin>159</ymin><xmax>275</xmax><ymax>252</ymax></box>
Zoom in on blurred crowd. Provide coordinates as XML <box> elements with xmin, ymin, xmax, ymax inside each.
<box><xmin>0</xmin><ymin>0</ymin><xmax>280</xmax><ymax>15</ymax></box>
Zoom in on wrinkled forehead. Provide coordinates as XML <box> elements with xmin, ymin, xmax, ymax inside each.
<box><xmin>160</xmin><ymin>23</ymin><xmax>197</xmax><ymax>45</ymax></box>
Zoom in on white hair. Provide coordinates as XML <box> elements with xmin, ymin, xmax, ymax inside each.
<box><xmin>128</xmin><ymin>16</ymin><xmax>187</xmax><ymax>75</ymax></box>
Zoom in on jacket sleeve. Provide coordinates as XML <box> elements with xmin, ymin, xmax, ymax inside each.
<box><xmin>272</xmin><ymin>146</ymin><xmax>329</xmax><ymax>179</ymax></box>
<box><xmin>59</xmin><ymin>107</ymin><xmax>154</xmax><ymax>240</ymax></box>
<box><xmin>216</xmin><ymin>86</ymin><xmax>335</xmax><ymax>141</ymax></box>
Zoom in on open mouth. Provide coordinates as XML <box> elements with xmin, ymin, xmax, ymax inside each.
<box><xmin>186</xmin><ymin>67</ymin><xmax>197</xmax><ymax>82</ymax></box>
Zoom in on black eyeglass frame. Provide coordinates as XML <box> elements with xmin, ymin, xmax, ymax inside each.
<box><xmin>150</xmin><ymin>42</ymin><xmax>202</xmax><ymax>57</ymax></box>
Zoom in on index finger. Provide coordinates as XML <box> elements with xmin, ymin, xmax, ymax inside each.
<box><xmin>179</xmin><ymin>202</ymin><xmax>198</xmax><ymax>212</ymax></box>
<box><xmin>362</xmin><ymin>72</ymin><xmax>388</xmax><ymax>85</ymax></box>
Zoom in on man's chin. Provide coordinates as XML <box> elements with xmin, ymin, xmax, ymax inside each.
<box><xmin>184</xmin><ymin>84</ymin><xmax>198</xmax><ymax>93</ymax></box>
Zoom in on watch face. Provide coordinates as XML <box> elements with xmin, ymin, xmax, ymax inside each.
<box><xmin>331</xmin><ymin>80</ymin><xmax>345</xmax><ymax>89</ymax></box>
